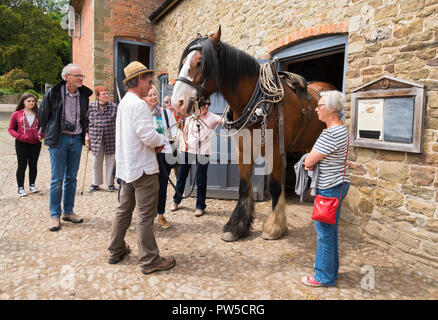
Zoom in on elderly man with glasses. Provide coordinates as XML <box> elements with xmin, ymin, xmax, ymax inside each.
<box><xmin>39</xmin><ymin>63</ymin><xmax>93</xmax><ymax>232</ymax></box>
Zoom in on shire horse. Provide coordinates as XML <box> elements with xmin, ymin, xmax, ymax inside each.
<box><xmin>172</xmin><ymin>27</ymin><xmax>336</xmax><ymax>242</ymax></box>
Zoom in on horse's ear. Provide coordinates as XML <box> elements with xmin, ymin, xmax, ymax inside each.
<box><xmin>210</xmin><ymin>26</ymin><xmax>221</xmax><ymax>47</ymax></box>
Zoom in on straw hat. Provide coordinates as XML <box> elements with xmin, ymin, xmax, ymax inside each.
<box><xmin>123</xmin><ymin>61</ymin><xmax>154</xmax><ymax>84</ymax></box>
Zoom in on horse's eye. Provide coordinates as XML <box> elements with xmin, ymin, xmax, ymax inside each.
<box><xmin>196</xmin><ymin>61</ymin><xmax>202</xmax><ymax>68</ymax></box>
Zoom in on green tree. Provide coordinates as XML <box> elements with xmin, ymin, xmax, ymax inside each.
<box><xmin>0</xmin><ymin>0</ymin><xmax>71</xmax><ymax>92</ymax></box>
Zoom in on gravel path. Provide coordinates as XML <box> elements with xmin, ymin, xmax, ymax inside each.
<box><xmin>0</xmin><ymin>119</ymin><xmax>436</xmax><ymax>300</ymax></box>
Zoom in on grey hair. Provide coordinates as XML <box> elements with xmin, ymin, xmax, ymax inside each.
<box><xmin>320</xmin><ymin>90</ymin><xmax>347</xmax><ymax>116</ymax></box>
<box><xmin>61</xmin><ymin>63</ymin><xmax>81</xmax><ymax>80</ymax></box>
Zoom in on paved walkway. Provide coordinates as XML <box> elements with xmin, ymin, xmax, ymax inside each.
<box><xmin>0</xmin><ymin>119</ymin><xmax>437</xmax><ymax>300</ymax></box>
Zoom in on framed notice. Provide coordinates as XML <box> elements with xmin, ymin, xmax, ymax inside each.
<box><xmin>350</xmin><ymin>76</ymin><xmax>425</xmax><ymax>153</ymax></box>
<box><xmin>357</xmin><ymin>99</ymin><xmax>384</xmax><ymax>140</ymax></box>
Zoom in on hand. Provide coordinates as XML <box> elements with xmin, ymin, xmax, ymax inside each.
<box><xmin>155</xmin><ymin>145</ymin><xmax>165</xmax><ymax>153</ymax></box>
<box><xmin>85</xmin><ymin>134</ymin><xmax>91</xmax><ymax>149</ymax></box>
<box><xmin>303</xmin><ymin>157</ymin><xmax>314</xmax><ymax>171</ymax></box>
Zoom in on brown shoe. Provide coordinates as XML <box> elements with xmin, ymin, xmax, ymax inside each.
<box><xmin>49</xmin><ymin>217</ymin><xmax>61</xmax><ymax>232</ymax></box>
<box><xmin>157</xmin><ymin>215</ymin><xmax>170</xmax><ymax>229</ymax></box>
<box><xmin>62</xmin><ymin>213</ymin><xmax>83</xmax><ymax>223</ymax></box>
<box><xmin>141</xmin><ymin>256</ymin><xmax>176</xmax><ymax>274</ymax></box>
<box><xmin>108</xmin><ymin>244</ymin><xmax>131</xmax><ymax>264</ymax></box>
<box><xmin>194</xmin><ymin>209</ymin><xmax>205</xmax><ymax>217</ymax></box>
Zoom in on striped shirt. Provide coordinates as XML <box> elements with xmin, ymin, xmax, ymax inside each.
<box><xmin>313</xmin><ymin>125</ymin><xmax>350</xmax><ymax>189</ymax></box>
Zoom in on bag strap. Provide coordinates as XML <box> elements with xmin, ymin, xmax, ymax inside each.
<box><xmin>338</xmin><ymin>130</ymin><xmax>350</xmax><ymax>200</ymax></box>
<box><xmin>163</xmin><ymin>107</ymin><xmax>170</xmax><ymax>129</ymax></box>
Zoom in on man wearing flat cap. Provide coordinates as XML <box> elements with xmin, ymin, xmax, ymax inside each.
<box><xmin>108</xmin><ymin>61</ymin><xmax>175</xmax><ymax>274</ymax></box>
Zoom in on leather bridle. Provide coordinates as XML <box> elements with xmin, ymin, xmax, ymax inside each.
<box><xmin>175</xmin><ymin>41</ymin><xmax>209</xmax><ymax>115</ymax></box>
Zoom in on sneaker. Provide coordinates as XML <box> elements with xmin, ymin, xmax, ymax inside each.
<box><xmin>194</xmin><ymin>209</ymin><xmax>205</xmax><ymax>217</ymax></box>
<box><xmin>108</xmin><ymin>244</ymin><xmax>131</xmax><ymax>264</ymax></box>
<box><xmin>49</xmin><ymin>217</ymin><xmax>61</xmax><ymax>232</ymax></box>
<box><xmin>157</xmin><ymin>215</ymin><xmax>170</xmax><ymax>229</ymax></box>
<box><xmin>18</xmin><ymin>187</ymin><xmax>27</xmax><ymax>197</ymax></box>
<box><xmin>29</xmin><ymin>184</ymin><xmax>38</xmax><ymax>193</ymax></box>
<box><xmin>108</xmin><ymin>185</ymin><xmax>116</xmax><ymax>192</ymax></box>
<box><xmin>89</xmin><ymin>184</ymin><xmax>100</xmax><ymax>192</ymax></box>
<box><xmin>170</xmin><ymin>202</ymin><xmax>179</xmax><ymax>212</ymax></box>
<box><xmin>141</xmin><ymin>256</ymin><xmax>175</xmax><ymax>274</ymax></box>
<box><xmin>301</xmin><ymin>276</ymin><xmax>325</xmax><ymax>287</ymax></box>
<box><xmin>62</xmin><ymin>212</ymin><xmax>83</xmax><ymax>223</ymax></box>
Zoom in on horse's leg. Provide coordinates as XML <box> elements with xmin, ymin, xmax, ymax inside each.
<box><xmin>261</xmin><ymin>149</ymin><xmax>288</xmax><ymax>240</ymax></box>
<box><xmin>221</xmin><ymin>162</ymin><xmax>254</xmax><ymax>242</ymax></box>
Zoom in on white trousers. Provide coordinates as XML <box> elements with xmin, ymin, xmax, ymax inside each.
<box><xmin>92</xmin><ymin>140</ymin><xmax>115</xmax><ymax>186</ymax></box>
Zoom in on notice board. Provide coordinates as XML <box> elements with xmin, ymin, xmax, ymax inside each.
<box><xmin>351</xmin><ymin>76</ymin><xmax>425</xmax><ymax>153</ymax></box>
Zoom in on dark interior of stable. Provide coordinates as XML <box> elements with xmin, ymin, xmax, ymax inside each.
<box><xmin>281</xmin><ymin>50</ymin><xmax>345</xmax><ymax>199</ymax></box>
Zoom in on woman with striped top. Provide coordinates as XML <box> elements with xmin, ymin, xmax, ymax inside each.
<box><xmin>301</xmin><ymin>90</ymin><xmax>350</xmax><ymax>287</ymax></box>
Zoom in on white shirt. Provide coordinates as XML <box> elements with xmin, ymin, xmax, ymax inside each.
<box><xmin>179</xmin><ymin>112</ymin><xmax>222</xmax><ymax>155</ymax></box>
<box><xmin>115</xmin><ymin>92</ymin><xmax>167</xmax><ymax>183</ymax></box>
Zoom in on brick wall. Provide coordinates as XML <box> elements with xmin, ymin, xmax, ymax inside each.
<box><xmin>94</xmin><ymin>0</ymin><xmax>161</xmax><ymax>97</ymax></box>
<box><xmin>72</xmin><ymin>0</ymin><xmax>94</xmax><ymax>90</ymax></box>
<box><xmin>151</xmin><ymin>0</ymin><xmax>438</xmax><ymax>275</ymax></box>
<box><xmin>73</xmin><ymin>0</ymin><xmax>161</xmax><ymax>99</ymax></box>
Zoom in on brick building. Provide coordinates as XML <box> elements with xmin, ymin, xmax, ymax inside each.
<box><xmin>71</xmin><ymin>0</ymin><xmax>438</xmax><ymax>275</ymax></box>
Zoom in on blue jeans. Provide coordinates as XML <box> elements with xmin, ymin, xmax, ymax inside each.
<box><xmin>313</xmin><ymin>182</ymin><xmax>350</xmax><ymax>286</ymax></box>
<box><xmin>173</xmin><ymin>152</ymin><xmax>209</xmax><ymax>210</ymax></box>
<box><xmin>48</xmin><ymin>134</ymin><xmax>82</xmax><ymax>218</ymax></box>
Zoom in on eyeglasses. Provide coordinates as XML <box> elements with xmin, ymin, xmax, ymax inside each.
<box><xmin>317</xmin><ymin>103</ymin><xmax>326</xmax><ymax>108</ymax></box>
<box><xmin>165</xmin><ymin>100</ymin><xmax>171</xmax><ymax>104</ymax></box>
<box><xmin>69</xmin><ymin>74</ymin><xmax>85</xmax><ymax>78</ymax></box>
<box><xmin>204</xmin><ymin>102</ymin><xmax>211</xmax><ymax>106</ymax></box>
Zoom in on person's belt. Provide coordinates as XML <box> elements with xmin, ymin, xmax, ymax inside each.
<box><xmin>63</xmin><ymin>132</ymin><xmax>80</xmax><ymax>136</ymax></box>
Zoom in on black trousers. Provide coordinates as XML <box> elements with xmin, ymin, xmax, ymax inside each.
<box><xmin>15</xmin><ymin>140</ymin><xmax>41</xmax><ymax>188</ymax></box>
<box><xmin>156</xmin><ymin>152</ymin><xmax>172</xmax><ymax>215</ymax></box>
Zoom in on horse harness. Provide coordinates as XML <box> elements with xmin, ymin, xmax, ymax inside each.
<box><xmin>224</xmin><ymin>62</ymin><xmax>314</xmax><ymax>153</ymax></box>
<box><xmin>175</xmin><ymin>42</ymin><xmax>209</xmax><ymax>115</ymax></box>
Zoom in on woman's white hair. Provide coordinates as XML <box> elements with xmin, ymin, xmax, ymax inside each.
<box><xmin>320</xmin><ymin>90</ymin><xmax>347</xmax><ymax>115</ymax></box>
<box><xmin>61</xmin><ymin>63</ymin><xmax>81</xmax><ymax>80</ymax></box>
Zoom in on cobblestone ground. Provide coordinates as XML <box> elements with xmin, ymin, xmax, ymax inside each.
<box><xmin>0</xmin><ymin>113</ymin><xmax>437</xmax><ymax>300</ymax></box>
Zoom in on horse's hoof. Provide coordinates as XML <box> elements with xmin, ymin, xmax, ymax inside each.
<box><xmin>261</xmin><ymin>232</ymin><xmax>281</xmax><ymax>240</ymax></box>
<box><xmin>221</xmin><ymin>232</ymin><xmax>239</xmax><ymax>242</ymax></box>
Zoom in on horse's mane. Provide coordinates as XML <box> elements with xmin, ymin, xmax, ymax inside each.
<box><xmin>215</xmin><ymin>41</ymin><xmax>260</xmax><ymax>90</ymax></box>
<box><xmin>179</xmin><ymin>37</ymin><xmax>260</xmax><ymax>91</ymax></box>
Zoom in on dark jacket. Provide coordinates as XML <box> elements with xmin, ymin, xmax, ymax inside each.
<box><xmin>38</xmin><ymin>80</ymin><xmax>93</xmax><ymax>147</ymax></box>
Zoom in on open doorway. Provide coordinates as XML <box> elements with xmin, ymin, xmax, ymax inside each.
<box><xmin>283</xmin><ymin>50</ymin><xmax>345</xmax><ymax>91</ymax></box>
<box><xmin>114</xmin><ymin>39</ymin><xmax>153</xmax><ymax>103</ymax></box>
<box><xmin>274</xmin><ymin>34</ymin><xmax>348</xmax><ymax>198</ymax></box>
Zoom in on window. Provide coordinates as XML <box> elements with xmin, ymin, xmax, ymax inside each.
<box><xmin>158</xmin><ymin>74</ymin><xmax>169</xmax><ymax>106</ymax></box>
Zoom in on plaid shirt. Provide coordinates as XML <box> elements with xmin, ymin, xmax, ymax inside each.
<box><xmin>87</xmin><ymin>101</ymin><xmax>117</xmax><ymax>155</ymax></box>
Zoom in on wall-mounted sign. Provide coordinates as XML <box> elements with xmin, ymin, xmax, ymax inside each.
<box><xmin>357</xmin><ymin>99</ymin><xmax>384</xmax><ymax>140</ymax></box>
<box><xmin>350</xmin><ymin>76</ymin><xmax>425</xmax><ymax>153</ymax></box>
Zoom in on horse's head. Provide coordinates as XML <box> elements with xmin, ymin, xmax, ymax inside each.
<box><xmin>172</xmin><ymin>27</ymin><xmax>222</xmax><ymax>117</ymax></box>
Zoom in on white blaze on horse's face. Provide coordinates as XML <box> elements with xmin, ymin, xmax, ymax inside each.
<box><xmin>172</xmin><ymin>51</ymin><xmax>198</xmax><ymax>116</ymax></box>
